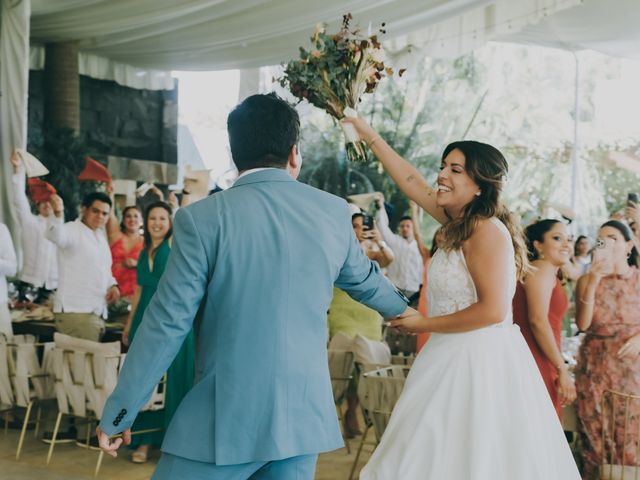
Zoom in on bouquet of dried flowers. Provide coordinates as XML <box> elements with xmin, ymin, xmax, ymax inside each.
<box><xmin>279</xmin><ymin>14</ymin><xmax>403</xmax><ymax>162</ymax></box>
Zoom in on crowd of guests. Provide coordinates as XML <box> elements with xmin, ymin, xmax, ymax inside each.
<box><xmin>1</xmin><ymin>151</ymin><xmax>194</xmax><ymax>461</ymax></box>
<box><xmin>326</xmin><ymin>190</ymin><xmax>640</xmax><ymax>478</ymax></box>
<box><xmin>3</xmin><ymin>143</ymin><xmax>640</xmax><ymax>476</ymax></box>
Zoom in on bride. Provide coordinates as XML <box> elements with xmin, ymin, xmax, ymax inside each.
<box><xmin>342</xmin><ymin>117</ymin><xmax>580</xmax><ymax>479</ymax></box>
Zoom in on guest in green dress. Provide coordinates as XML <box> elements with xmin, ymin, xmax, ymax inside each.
<box><xmin>121</xmin><ymin>201</ymin><xmax>195</xmax><ymax>463</ymax></box>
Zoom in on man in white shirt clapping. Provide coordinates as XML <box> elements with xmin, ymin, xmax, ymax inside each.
<box><xmin>45</xmin><ymin>192</ymin><xmax>120</xmax><ymax>342</ymax></box>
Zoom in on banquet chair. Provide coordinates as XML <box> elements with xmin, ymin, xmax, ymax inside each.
<box><xmin>47</xmin><ymin>333</ymin><xmax>167</xmax><ymax>476</ymax></box>
<box><xmin>391</xmin><ymin>353</ymin><xmax>416</xmax><ymax>367</ymax></box>
<box><xmin>384</xmin><ymin>327</ymin><xmax>417</xmax><ymax>356</ymax></box>
<box><xmin>599</xmin><ymin>389</ymin><xmax>640</xmax><ymax>480</ymax></box>
<box><xmin>94</xmin><ymin>353</ymin><xmax>167</xmax><ymax>476</ymax></box>
<box><xmin>328</xmin><ymin>349</ymin><xmax>355</xmax><ymax>453</ymax></box>
<box><xmin>0</xmin><ymin>334</ymin><xmax>54</xmax><ymax>459</ymax></box>
<box><xmin>0</xmin><ymin>337</ymin><xmax>14</xmax><ymax>425</ymax></box>
<box><xmin>46</xmin><ymin>333</ymin><xmax>123</xmax><ymax>470</ymax></box>
<box><xmin>349</xmin><ymin>365</ymin><xmax>410</xmax><ymax>480</ymax></box>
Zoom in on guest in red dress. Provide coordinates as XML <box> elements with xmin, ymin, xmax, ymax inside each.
<box><xmin>513</xmin><ymin>219</ymin><xmax>576</xmax><ymax>420</ymax></box>
<box><xmin>107</xmin><ymin>205</ymin><xmax>144</xmax><ymax>299</ymax></box>
<box><xmin>575</xmin><ymin>220</ymin><xmax>640</xmax><ymax>480</ymax></box>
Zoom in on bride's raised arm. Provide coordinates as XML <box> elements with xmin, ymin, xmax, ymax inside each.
<box><xmin>342</xmin><ymin>117</ymin><xmax>448</xmax><ymax>225</ymax></box>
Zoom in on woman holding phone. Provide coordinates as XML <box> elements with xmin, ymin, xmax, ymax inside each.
<box><xmin>575</xmin><ymin>220</ymin><xmax>640</xmax><ymax>479</ymax></box>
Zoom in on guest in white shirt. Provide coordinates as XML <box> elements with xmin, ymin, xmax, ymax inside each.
<box><xmin>45</xmin><ymin>192</ymin><xmax>120</xmax><ymax>342</ymax></box>
<box><xmin>0</xmin><ymin>223</ymin><xmax>18</xmax><ymax>339</ymax></box>
<box><xmin>375</xmin><ymin>196</ymin><xmax>425</xmax><ymax>300</ymax></box>
<box><xmin>10</xmin><ymin>151</ymin><xmax>59</xmax><ymax>302</ymax></box>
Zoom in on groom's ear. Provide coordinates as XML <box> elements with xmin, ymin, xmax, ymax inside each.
<box><xmin>287</xmin><ymin>144</ymin><xmax>302</xmax><ymax>179</ymax></box>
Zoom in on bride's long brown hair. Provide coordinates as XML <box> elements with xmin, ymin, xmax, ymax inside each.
<box><xmin>439</xmin><ymin>141</ymin><xmax>530</xmax><ymax>280</ymax></box>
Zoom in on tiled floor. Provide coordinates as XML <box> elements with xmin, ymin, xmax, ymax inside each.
<box><xmin>0</xmin><ymin>426</ymin><xmax>375</xmax><ymax>479</ymax></box>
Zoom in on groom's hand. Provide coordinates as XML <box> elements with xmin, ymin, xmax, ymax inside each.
<box><xmin>96</xmin><ymin>426</ymin><xmax>131</xmax><ymax>457</ymax></box>
<box><xmin>387</xmin><ymin>306</ymin><xmax>429</xmax><ymax>334</ymax></box>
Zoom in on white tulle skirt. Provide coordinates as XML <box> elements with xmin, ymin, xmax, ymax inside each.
<box><xmin>360</xmin><ymin>323</ymin><xmax>580</xmax><ymax>480</ymax></box>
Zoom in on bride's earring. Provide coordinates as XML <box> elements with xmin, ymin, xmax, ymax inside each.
<box><xmin>475</xmin><ymin>190</ymin><xmax>481</xmax><ymax>197</ymax></box>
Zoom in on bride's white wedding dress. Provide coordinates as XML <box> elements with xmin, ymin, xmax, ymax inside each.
<box><xmin>360</xmin><ymin>218</ymin><xmax>580</xmax><ymax>480</ymax></box>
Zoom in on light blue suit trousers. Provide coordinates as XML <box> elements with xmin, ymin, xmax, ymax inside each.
<box><xmin>153</xmin><ymin>452</ymin><xmax>318</xmax><ymax>480</ymax></box>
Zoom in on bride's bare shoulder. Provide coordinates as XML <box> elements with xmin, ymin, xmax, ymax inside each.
<box><xmin>465</xmin><ymin>218</ymin><xmax>510</xmax><ymax>252</ymax></box>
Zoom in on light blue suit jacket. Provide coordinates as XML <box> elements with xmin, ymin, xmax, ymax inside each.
<box><xmin>99</xmin><ymin>168</ymin><xmax>407</xmax><ymax>465</ymax></box>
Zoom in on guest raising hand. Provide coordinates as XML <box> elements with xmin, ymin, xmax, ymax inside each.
<box><xmin>106</xmin><ymin>203</ymin><xmax>143</xmax><ymax>303</ymax></box>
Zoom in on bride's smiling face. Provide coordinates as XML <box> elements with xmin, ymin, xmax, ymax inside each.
<box><xmin>436</xmin><ymin>149</ymin><xmax>481</xmax><ymax>215</ymax></box>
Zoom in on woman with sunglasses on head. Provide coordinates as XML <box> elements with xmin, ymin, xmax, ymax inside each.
<box><xmin>342</xmin><ymin>117</ymin><xmax>579</xmax><ymax>479</ymax></box>
<box><xmin>574</xmin><ymin>220</ymin><xmax>640</xmax><ymax>479</ymax></box>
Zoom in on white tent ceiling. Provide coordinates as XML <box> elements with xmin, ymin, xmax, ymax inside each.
<box><xmin>2</xmin><ymin>0</ymin><xmax>639</xmax><ymax>228</ymax></box>
<box><xmin>29</xmin><ymin>0</ymin><xmax>591</xmax><ymax>72</ymax></box>
<box><xmin>496</xmin><ymin>0</ymin><xmax>640</xmax><ymax>61</ymax></box>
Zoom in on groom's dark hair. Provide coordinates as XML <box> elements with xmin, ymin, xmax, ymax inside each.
<box><xmin>227</xmin><ymin>93</ymin><xmax>300</xmax><ymax>171</ymax></box>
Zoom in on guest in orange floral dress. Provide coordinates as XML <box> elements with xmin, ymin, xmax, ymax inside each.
<box><xmin>513</xmin><ymin>219</ymin><xmax>576</xmax><ymax>420</ymax></box>
<box><xmin>575</xmin><ymin>220</ymin><xmax>640</xmax><ymax>479</ymax></box>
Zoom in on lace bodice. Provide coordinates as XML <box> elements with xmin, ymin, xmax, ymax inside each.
<box><xmin>427</xmin><ymin>218</ymin><xmax>516</xmax><ymax>325</ymax></box>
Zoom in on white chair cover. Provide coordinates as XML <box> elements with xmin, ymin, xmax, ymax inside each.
<box><xmin>52</xmin><ymin>333</ymin><xmax>121</xmax><ymax>419</ymax></box>
<box><xmin>329</xmin><ymin>331</ymin><xmax>355</xmax><ymax>351</ymax></box>
<box><xmin>353</xmin><ymin>334</ymin><xmax>391</xmax><ymax>366</ymax></box>
<box><xmin>0</xmin><ymin>338</ymin><xmax>14</xmax><ymax>406</ymax></box>
<box><xmin>10</xmin><ymin>335</ymin><xmax>55</xmax><ymax>405</ymax></box>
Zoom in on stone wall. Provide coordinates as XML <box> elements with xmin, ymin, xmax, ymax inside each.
<box><xmin>27</xmin><ymin>70</ymin><xmax>177</xmax><ymax>165</ymax></box>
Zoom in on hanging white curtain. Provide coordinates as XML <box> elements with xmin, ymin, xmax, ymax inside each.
<box><xmin>29</xmin><ymin>46</ymin><xmax>174</xmax><ymax>91</ymax></box>
<box><xmin>0</xmin><ymin>0</ymin><xmax>30</xmax><ymax>241</ymax></box>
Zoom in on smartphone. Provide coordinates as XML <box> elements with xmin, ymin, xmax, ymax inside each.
<box><xmin>628</xmin><ymin>192</ymin><xmax>639</xmax><ymax>206</ymax></box>
<box><xmin>592</xmin><ymin>238</ymin><xmax>614</xmax><ymax>274</ymax></box>
<box><xmin>362</xmin><ymin>215</ymin><xmax>374</xmax><ymax>231</ymax></box>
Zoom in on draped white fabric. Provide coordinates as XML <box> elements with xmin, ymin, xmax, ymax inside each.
<box><xmin>384</xmin><ymin>0</ymin><xmax>582</xmax><ymax>61</ymax></box>
<box><xmin>29</xmin><ymin>45</ymin><xmax>175</xmax><ymax>90</ymax></box>
<box><xmin>29</xmin><ymin>0</ymin><xmax>580</xmax><ymax>72</ymax></box>
<box><xmin>0</xmin><ymin>0</ymin><xmax>30</xmax><ymax>238</ymax></box>
<box><xmin>496</xmin><ymin>0</ymin><xmax>640</xmax><ymax>61</ymax></box>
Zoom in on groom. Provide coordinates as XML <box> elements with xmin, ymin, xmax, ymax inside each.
<box><xmin>97</xmin><ymin>93</ymin><xmax>410</xmax><ymax>479</ymax></box>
